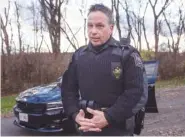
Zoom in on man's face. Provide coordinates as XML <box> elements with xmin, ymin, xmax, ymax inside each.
<box><xmin>87</xmin><ymin>11</ymin><xmax>114</xmax><ymax>46</ymax></box>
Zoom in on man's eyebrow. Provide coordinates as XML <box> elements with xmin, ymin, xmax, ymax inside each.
<box><xmin>87</xmin><ymin>22</ymin><xmax>104</xmax><ymax>25</ymax></box>
<box><xmin>96</xmin><ymin>22</ymin><xmax>104</xmax><ymax>25</ymax></box>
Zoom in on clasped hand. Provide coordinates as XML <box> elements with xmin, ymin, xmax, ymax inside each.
<box><xmin>75</xmin><ymin>108</ymin><xmax>108</xmax><ymax>132</ymax></box>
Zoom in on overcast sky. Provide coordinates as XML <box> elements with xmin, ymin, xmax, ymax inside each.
<box><xmin>0</xmin><ymin>0</ymin><xmax>185</xmax><ymax>53</ymax></box>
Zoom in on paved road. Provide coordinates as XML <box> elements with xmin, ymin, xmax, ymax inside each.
<box><xmin>1</xmin><ymin>117</ymin><xmax>76</xmax><ymax>136</ymax></box>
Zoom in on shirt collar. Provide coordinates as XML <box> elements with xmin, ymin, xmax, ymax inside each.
<box><xmin>86</xmin><ymin>37</ymin><xmax>120</xmax><ymax>53</ymax></box>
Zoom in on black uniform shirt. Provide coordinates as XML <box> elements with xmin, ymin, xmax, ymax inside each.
<box><xmin>61</xmin><ymin>37</ymin><xmax>147</xmax><ymax>125</ymax></box>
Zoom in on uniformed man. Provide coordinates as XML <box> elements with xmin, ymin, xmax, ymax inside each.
<box><xmin>61</xmin><ymin>4</ymin><xmax>148</xmax><ymax>136</ymax></box>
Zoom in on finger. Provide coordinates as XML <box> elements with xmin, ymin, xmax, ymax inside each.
<box><xmin>79</xmin><ymin>121</ymin><xmax>96</xmax><ymax>127</ymax></box>
<box><xmin>86</xmin><ymin>107</ymin><xmax>97</xmax><ymax>115</ymax></box>
<box><xmin>79</xmin><ymin>109</ymin><xmax>85</xmax><ymax>117</ymax></box>
<box><xmin>78</xmin><ymin>117</ymin><xmax>93</xmax><ymax>123</ymax></box>
<box><xmin>79</xmin><ymin>126</ymin><xmax>89</xmax><ymax>131</ymax></box>
<box><xmin>88</xmin><ymin>128</ymin><xmax>102</xmax><ymax>132</ymax></box>
<box><xmin>79</xmin><ymin>126</ymin><xmax>101</xmax><ymax>132</ymax></box>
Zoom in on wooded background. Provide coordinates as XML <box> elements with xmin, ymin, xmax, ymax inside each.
<box><xmin>1</xmin><ymin>0</ymin><xmax>185</xmax><ymax>95</ymax></box>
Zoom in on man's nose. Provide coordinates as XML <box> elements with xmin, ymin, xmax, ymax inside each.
<box><xmin>91</xmin><ymin>27</ymin><xmax>98</xmax><ymax>34</ymax></box>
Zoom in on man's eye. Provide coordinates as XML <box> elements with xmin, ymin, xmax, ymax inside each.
<box><xmin>97</xmin><ymin>25</ymin><xmax>104</xmax><ymax>28</ymax></box>
<box><xmin>88</xmin><ymin>24</ymin><xmax>93</xmax><ymax>28</ymax></box>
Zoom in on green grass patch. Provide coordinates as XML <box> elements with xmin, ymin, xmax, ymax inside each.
<box><xmin>1</xmin><ymin>94</ymin><xmax>17</xmax><ymax>115</ymax></box>
<box><xmin>156</xmin><ymin>77</ymin><xmax>185</xmax><ymax>89</ymax></box>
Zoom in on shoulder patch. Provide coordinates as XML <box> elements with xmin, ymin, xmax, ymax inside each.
<box><xmin>131</xmin><ymin>52</ymin><xmax>143</xmax><ymax>69</ymax></box>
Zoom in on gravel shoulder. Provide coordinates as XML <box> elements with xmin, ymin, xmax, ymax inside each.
<box><xmin>141</xmin><ymin>86</ymin><xmax>185</xmax><ymax>136</ymax></box>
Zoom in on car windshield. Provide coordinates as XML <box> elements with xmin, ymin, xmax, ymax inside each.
<box><xmin>145</xmin><ymin>64</ymin><xmax>156</xmax><ymax>76</ymax></box>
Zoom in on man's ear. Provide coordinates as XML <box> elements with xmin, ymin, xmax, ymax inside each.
<box><xmin>110</xmin><ymin>24</ymin><xmax>114</xmax><ymax>33</ymax></box>
<box><xmin>109</xmin><ymin>24</ymin><xmax>114</xmax><ymax>34</ymax></box>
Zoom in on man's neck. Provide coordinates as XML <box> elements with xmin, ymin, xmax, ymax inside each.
<box><xmin>91</xmin><ymin>36</ymin><xmax>112</xmax><ymax>47</ymax></box>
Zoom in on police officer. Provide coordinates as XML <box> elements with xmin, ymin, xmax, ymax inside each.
<box><xmin>61</xmin><ymin>4</ymin><xmax>148</xmax><ymax>136</ymax></box>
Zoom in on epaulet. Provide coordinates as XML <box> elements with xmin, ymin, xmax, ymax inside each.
<box><xmin>112</xmin><ymin>43</ymin><xmax>134</xmax><ymax>57</ymax></box>
<box><xmin>121</xmin><ymin>45</ymin><xmax>136</xmax><ymax>61</ymax></box>
<box><xmin>112</xmin><ymin>43</ymin><xmax>139</xmax><ymax>65</ymax></box>
<box><xmin>124</xmin><ymin>45</ymin><xmax>140</xmax><ymax>56</ymax></box>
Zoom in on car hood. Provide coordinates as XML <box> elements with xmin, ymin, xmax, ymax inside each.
<box><xmin>16</xmin><ymin>82</ymin><xmax>61</xmax><ymax>103</ymax></box>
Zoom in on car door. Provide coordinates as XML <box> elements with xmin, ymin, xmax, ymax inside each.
<box><xmin>144</xmin><ymin>60</ymin><xmax>159</xmax><ymax>113</ymax></box>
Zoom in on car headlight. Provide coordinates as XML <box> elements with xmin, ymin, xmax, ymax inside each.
<box><xmin>15</xmin><ymin>89</ymin><xmax>34</xmax><ymax>101</ymax></box>
<box><xmin>46</xmin><ymin>101</ymin><xmax>63</xmax><ymax>110</ymax></box>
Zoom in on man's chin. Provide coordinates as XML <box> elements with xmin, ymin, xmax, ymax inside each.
<box><xmin>91</xmin><ymin>42</ymin><xmax>102</xmax><ymax>47</ymax></box>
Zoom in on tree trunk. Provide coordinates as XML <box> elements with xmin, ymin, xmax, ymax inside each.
<box><xmin>154</xmin><ymin>18</ymin><xmax>158</xmax><ymax>58</ymax></box>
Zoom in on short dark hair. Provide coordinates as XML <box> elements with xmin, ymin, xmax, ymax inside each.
<box><xmin>88</xmin><ymin>4</ymin><xmax>114</xmax><ymax>24</ymax></box>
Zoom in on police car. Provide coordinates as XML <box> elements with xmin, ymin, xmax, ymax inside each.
<box><xmin>13</xmin><ymin>60</ymin><xmax>159</xmax><ymax>133</ymax></box>
<box><xmin>13</xmin><ymin>77</ymin><xmax>76</xmax><ymax>133</ymax></box>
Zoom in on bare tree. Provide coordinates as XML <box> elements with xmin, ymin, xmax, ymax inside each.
<box><xmin>79</xmin><ymin>0</ymin><xmax>88</xmax><ymax>45</ymax></box>
<box><xmin>163</xmin><ymin>6</ymin><xmax>185</xmax><ymax>55</ymax></box>
<box><xmin>134</xmin><ymin>0</ymin><xmax>142</xmax><ymax>51</ymax></box>
<box><xmin>111</xmin><ymin>0</ymin><xmax>114</xmax><ymax>12</ymax></box>
<box><xmin>37</xmin><ymin>2</ymin><xmax>45</xmax><ymax>53</ymax></box>
<box><xmin>32</xmin><ymin>1</ymin><xmax>38</xmax><ymax>52</ymax></box>
<box><xmin>131</xmin><ymin>12</ymin><xmax>142</xmax><ymax>51</ymax></box>
<box><xmin>62</xmin><ymin>27</ymin><xmax>82</xmax><ymax>52</ymax></box>
<box><xmin>141</xmin><ymin>2</ymin><xmax>150</xmax><ymax>51</ymax></box>
<box><xmin>37</xmin><ymin>13</ymin><xmax>44</xmax><ymax>53</ymax></box>
<box><xmin>148</xmin><ymin>0</ymin><xmax>172</xmax><ymax>57</ymax></box>
<box><xmin>120</xmin><ymin>0</ymin><xmax>150</xmax><ymax>51</ymax></box>
<box><xmin>44</xmin><ymin>38</ymin><xmax>51</xmax><ymax>53</ymax></box>
<box><xmin>39</xmin><ymin>0</ymin><xmax>63</xmax><ymax>54</ymax></box>
<box><xmin>162</xmin><ymin>12</ymin><xmax>174</xmax><ymax>52</ymax></box>
<box><xmin>9</xmin><ymin>20</ymin><xmax>14</xmax><ymax>52</ymax></box>
<box><xmin>174</xmin><ymin>8</ymin><xmax>185</xmax><ymax>53</ymax></box>
<box><xmin>15</xmin><ymin>1</ymin><xmax>23</xmax><ymax>53</ymax></box>
<box><xmin>119</xmin><ymin>0</ymin><xmax>137</xmax><ymax>48</ymax></box>
<box><xmin>60</xmin><ymin>14</ymin><xmax>80</xmax><ymax>50</ymax></box>
<box><xmin>112</xmin><ymin>0</ymin><xmax>121</xmax><ymax>40</ymax></box>
<box><xmin>0</xmin><ymin>1</ymin><xmax>11</xmax><ymax>55</ymax></box>
<box><xmin>28</xmin><ymin>1</ymin><xmax>37</xmax><ymax>52</ymax></box>
<box><xmin>184</xmin><ymin>18</ymin><xmax>185</xmax><ymax>33</ymax></box>
<box><xmin>40</xmin><ymin>0</ymin><xmax>79</xmax><ymax>52</ymax></box>
<box><xmin>0</xmin><ymin>21</ymin><xmax>4</xmax><ymax>55</ymax></box>
<box><xmin>27</xmin><ymin>1</ymin><xmax>44</xmax><ymax>53</ymax></box>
